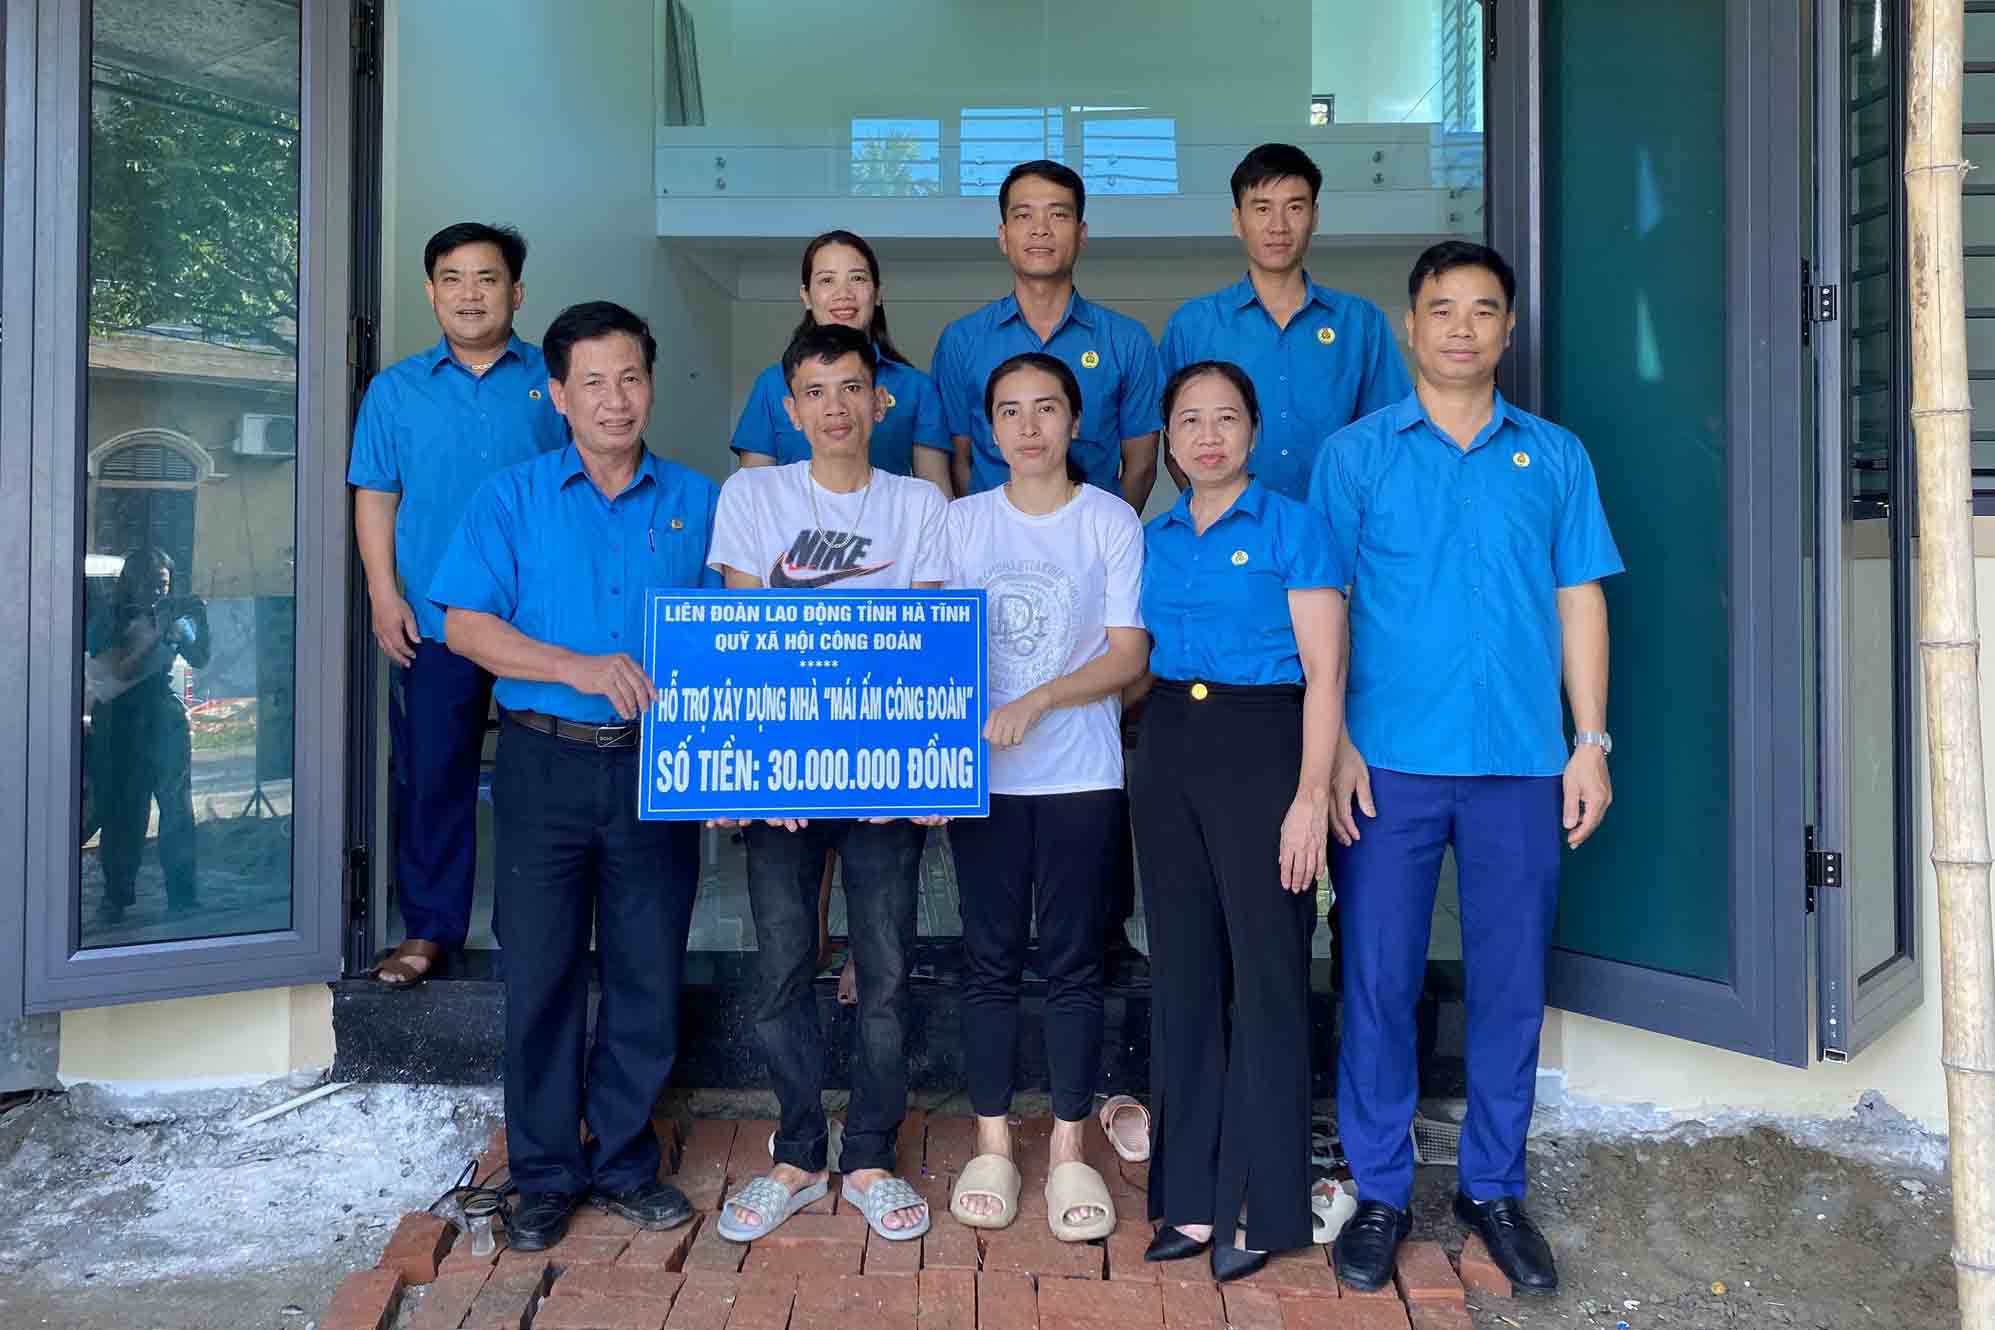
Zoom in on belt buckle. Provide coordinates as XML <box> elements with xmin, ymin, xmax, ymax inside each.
<box><xmin>595</xmin><ymin>724</ymin><xmax>632</xmax><ymax>748</ymax></box>
<box><xmin>1190</xmin><ymin>681</ymin><xmax>1209</xmax><ymax>701</ymax></box>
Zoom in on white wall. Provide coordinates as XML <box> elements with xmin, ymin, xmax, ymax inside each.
<box><xmin>386</xmin><ymin>0</ymin><xmax>734</xmax><ymax>481</ymax></box>
<box><xmin>1311</xmin><ymin>0</ymin><xmax>1442</xmax><ymax>123</ymax></box>
<box><xmin>682</xmin><ymin>0</ymin><xmax>1314</xmax><ymax>131</ymax></box>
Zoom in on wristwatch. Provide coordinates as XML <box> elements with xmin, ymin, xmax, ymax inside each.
<box><xmin>1573</xmin><ymin>730</ymin><xmax>1613</xmax><ymax>755</ymax></box>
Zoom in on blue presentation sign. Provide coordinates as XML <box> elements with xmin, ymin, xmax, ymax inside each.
<box><xmin>638</xmin><ymin>588</ymin><xmax>989</xmax><ymax>821</ymax></box>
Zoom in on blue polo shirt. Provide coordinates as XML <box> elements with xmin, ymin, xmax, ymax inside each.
<box><xmin>1141</xmin><ymin>480</ymin><xmax>1342</xmax><ymax>686</ymax></box>
<box><xmin>1310</xmin><ymin>391</ymin><xmax>1625</xmax><ymax>778</ymax></box>
<box><xmin>1159</xmin><ymin>275</ymin><xmax>1410</xmax><ymax>502</ymax></box>
<box><xmin>934</xmin><ymin>292</ymin><xmax>1164</xmax><ymax>495</ymax></box>
<box><xmin>729</xmin><ymin>356</ymin><xmax>948</xmax><ymax>476</ymax></box>
<box><xmin>427</xmin><ymin>445</ymin><xmax>721</xmax><ymax>724</ymax></box>
<box><xmin>347</xmin><ymin>335</ymin><xmax>568</xmax><ymax>640</ymax></box>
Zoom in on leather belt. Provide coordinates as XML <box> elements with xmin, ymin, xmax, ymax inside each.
<box><xmin>506</xmin><ymin>708</ymin><xmax>639</xmax><ymax>750</ymax></box>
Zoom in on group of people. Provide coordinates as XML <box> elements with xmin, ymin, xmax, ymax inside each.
<box><xmin>349</xmin><ymin>142</ymin><xmax>1620</xmax><ymax>1298</ymax></box>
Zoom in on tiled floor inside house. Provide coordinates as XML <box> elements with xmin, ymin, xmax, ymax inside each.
<box><xmin>326</xmin><ymin>1113</ymin><xmax>1498</xmax><ymax>1330</ymax></box>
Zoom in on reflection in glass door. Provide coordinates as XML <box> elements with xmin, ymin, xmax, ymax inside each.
<box><xmin>76</xmin><ymin>0</ymin><xmax>301</xmax><ymax>949</ymax></box>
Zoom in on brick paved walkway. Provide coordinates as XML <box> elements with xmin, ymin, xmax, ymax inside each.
<box><xmin>323</xmin><ymin>1114</ymin><xmax>1500</xmax><ymax>1330</ymax></box>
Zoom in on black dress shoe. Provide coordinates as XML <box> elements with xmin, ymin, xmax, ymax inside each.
<box><xmin>1144</xmin><ymin>1225</ymin><xmax>1212</xmax><ymax>1262</ymax></box>
<box><xmin>592</xmin><ymin>1179</ymin><xmax>693</xmax><ymax>1230</ymax></box>
<box><xmin>1334</xmin><ymin>1199</ymin><xmax>1411</xmax><ymax>1291</ymax></box>
<box><xmin>1454</xmin><ymin>1192</ymin><xmax>1558</xmax><ymax>1294</ymax></box>
<box><xmin>506</xmin><ymin>1190</ymin><xmax>578</xmax><ymax>1251</ymax></box>
<box><xmin>1210</xmin><ymin>1244</ymin><xmax>1269</xmax><ymax>1283</ymax></box>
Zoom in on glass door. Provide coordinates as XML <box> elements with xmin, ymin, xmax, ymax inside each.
<box><xmin>11</xmin><ymin>0</ymin><xmax>352</xmax><ymax>1012</ymax></box>
<box><xmin>1812</xmin><ymin>0</ymin><xmax>1923</xmax><ymax>1060</ymax></box>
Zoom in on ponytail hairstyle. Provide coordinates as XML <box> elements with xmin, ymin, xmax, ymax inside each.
<box><xmin>792</xmin><ymin>230</ymin><xmax>911</xmax><ymax>366</ymax></box>
<box><xmin>985</xmin><ymin>351</ymin><xmax>1087</xmax><ymax>485</ymax></box>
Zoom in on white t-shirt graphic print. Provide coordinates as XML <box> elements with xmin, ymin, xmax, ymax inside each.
<box><xmin>708</xmin><ymin>461</ymin><xmax>951</xmax><ymax>589</ymax></box>
<box><xmin>946</xmin><ymin>484</ymin><xmax>1144</xmax><ymax>795</ymax></box>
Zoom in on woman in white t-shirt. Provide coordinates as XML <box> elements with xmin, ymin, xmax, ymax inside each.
<box><xmin>942</xmin><ymin>352</ymin><xmax>1149</xmax><ymax>1243</ymax></box>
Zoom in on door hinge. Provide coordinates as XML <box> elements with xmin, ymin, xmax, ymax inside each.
<box><xmin>1485</xmin><ymin>0</ymin><xmax>1498</xmax><ymax>60</ymax></box>
<box><xmin>347</xmin><ymin>315</ymin><xmax>374</xmax><ymax>370</ymax></box>
<box><xmin>351</xmin><ymin>5</ymin><xmax>378</xmax><ymax>77</ymax></box>
<box><xmin>1811</xmin><ymin>284</ymin><xmax>1838</xmax><ymax>323</ymax></box>
<box><xmin>1804</xmin><ymin>825</ymin><xmax>1841</xmax><ymax>913</ymax></box>
<box><xmin>345</xmin><ymin>846</ymin><xmax>370</xmax><ymax>912</ymax></box>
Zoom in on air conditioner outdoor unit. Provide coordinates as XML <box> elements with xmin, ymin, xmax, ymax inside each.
<box><xmin>232</xmin><ymin>413</ymin><xmax>297</xmax><ymax>457</ymax></box>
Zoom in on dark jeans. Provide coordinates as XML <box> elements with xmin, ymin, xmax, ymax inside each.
<box><xmin>94</xmin><ymin>682</ymin><xmax>195</xmax><ymax>908</ymax></box>
<box><xmin>745</xmin><ymin>819</ymin><xmax>925</xmax><ymax>1175</ymax></box>
<box><xmin>1131</xmin><ymin>682</ymin><xmax>1314</xmax><ymax>1253</ymax></box>
<box><xmin>391</xmin><ymin>640</ymin><xmax>495</xmax><ymax>951</ymax></box>
<box><xmin>493</xmin><ymin>717</ymin><xmax>700</xmax><ymax>1195</ymax></box>
<box><xmin>951</xmin><ymin>789</ymin><xmax>1120</xmax><ymax>1121</ymax></box>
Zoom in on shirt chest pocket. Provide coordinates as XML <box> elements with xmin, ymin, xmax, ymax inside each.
<box><xmin>637</xmin><ymin>520</ymin><xmax>704</xmax><ymax>591</ymax></box>
<box><xmin>1492</xmin><ymin>466</ymin><xmax>1563</xmax><ymax>561</ymax></box>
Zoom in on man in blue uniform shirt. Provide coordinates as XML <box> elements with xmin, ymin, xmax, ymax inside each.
<box><xmin>348</xmin><ymin>222</ymin><xmax>567</xmax><ymax>986</ymax></box>
<box><xmin>1311</xmin><ymin>242</ymin><xmax>1622</xmax><ymax>1297</ymax></box>
<box><xmin>934</xmin><ymin>159</ymin><xmax>1163</xmax><ymax>509</ymax></box>
<box><xmin>430</xmin><ymin>301</ymin><xmax>719</xmax><ymax>1251</ymax></box>
<box><xmin>1159</xmin><ymin>144</ymin><xmax>1409</xmax><ymax>501</ymax></box>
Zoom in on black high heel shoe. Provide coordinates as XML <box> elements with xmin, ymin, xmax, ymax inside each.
<box><xmin>1145</xmin><ymin>1225</ymin><xmax>1212</xmax><ymax>1262</ymax></box>
<box><xmin>1211</xmin><ymin>1242</ymin><xmax>1269</xmax><ymax>1283</ymax></box>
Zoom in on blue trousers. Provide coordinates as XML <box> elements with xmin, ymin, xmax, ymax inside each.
<box><xmin>492</xmin><ymin>718</ymin><xmax>700</xmax><ymax>1194</ymax></box>
<box><xmin>1333</xmin><ymin>769</ymin><xmax>1562</xmax><ymax>1210</ymax></box>
<box><xmin>390</xmin><ymin>640</ymin><xmax>493</xmax><ymax>951</ymax></box>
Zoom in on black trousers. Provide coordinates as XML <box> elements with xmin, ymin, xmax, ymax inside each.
<box><xmin>94</xmin><ymin>682</ymin><xmax>196</xmax><ymax>909</ymax></box>
<box><xmin>951</xmin><ymin>788</ymin><xmax>1121</xmax><ymax>1122</ymax></box>
<box><xmin>744</xmin><ymin>819</ymin><xmax>925</xmax><ymax>1175</ymax></box>
<box><xmin>493</xmin><ymin>717</ymin><xmax>700</xmax><ymax>1194</ymax></box>
<box><xmin>1130</xmin><ymin>682</ymin><xmax>1314</xmax><ymax>1253</ymax></box>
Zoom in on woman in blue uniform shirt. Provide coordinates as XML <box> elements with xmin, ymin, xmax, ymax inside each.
<box><xmin>730</xmin><ymin>229</ymin><xmax>952</xmax><ymax>494</ymax></box>
<box><xmin>1132</xmin><ymin>360</ymin><xmax>1349</xmax><ymax>1281</ymax></box>
<box><xmin>730</xmin><ymin>229</ymin><xmax>954</xmax><ymax>1007</ymax></box>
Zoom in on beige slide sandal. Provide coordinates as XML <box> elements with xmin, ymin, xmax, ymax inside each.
<box><xmin>949</xmin><ymin>1152</ymin><xmax>1022</xmax><ymax>1230</ymax></box>
<box><xmin>1097</xmin><ymin>1094</ymin><xmax>1151</xmax><ymax>1162</ymax></box>
<box><xmin>1045</xmin><ymin>1160</ymin><xmax>1117</xmax><ymax>1242</ymax></box>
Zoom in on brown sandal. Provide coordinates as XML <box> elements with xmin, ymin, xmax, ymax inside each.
<box><xmin>371</xmin><ymin>939</ymin><xmax>445</xmax><ymax>990</ymax></box>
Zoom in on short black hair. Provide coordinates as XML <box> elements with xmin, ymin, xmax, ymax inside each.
<box><xmin>999</xmin><ymin>159</ymin><xmax>1086</xmax><ymax>221</ymax></box>
<box><xmin>1407</xmin><ymin>240</ymin><xmax>1517</xmax><ymax>309</ymax></box>
<box><xmin>543</xmin><ymin>301</ymin><xmax>657</xmax><ymax>383</ymax></box>
<box><xmin>781</xmin><ymin>322</ymin><xmax>878</xmax><ymax>388</ymax></box>
<box><xmin>1229</xmin><ymin>143</ymin><xmax>1323</xmax><ymax>206</ymax></box>
<box><xmin>1161</xmin><ymin>360</ymin><xmax>1262</xmax><ymax>431</ymax></box>
<box><xmin>424</xmin><ymin>222</ymin><xmax>527</xmax><ymax>283</ymax></box>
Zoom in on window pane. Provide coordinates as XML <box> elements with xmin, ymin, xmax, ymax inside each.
<box><xmin>78</xmin><ymin>0</ymin><xmax>300</xmax><ymax>948</ymax></box>
<box><xmin>1543</xmin><ymin>0</ymin><xmax>1729</xmax><ymax>981</ymax></box>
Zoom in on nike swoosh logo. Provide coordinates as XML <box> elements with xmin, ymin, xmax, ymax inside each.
<box><xmin>768</xmin><ymin>560</ymin><xmax>893</xmax><ymax>589</ymax></box>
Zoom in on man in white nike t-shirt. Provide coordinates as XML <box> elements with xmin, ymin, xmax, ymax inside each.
<box><xmin>708</xmin><ymin>324</ymin><xmax>948</xmax><ymax>1245</ymax></box>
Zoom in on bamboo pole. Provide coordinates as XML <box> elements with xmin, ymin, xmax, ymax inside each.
<box><xmin>1907</xmin><ymin>0</ymin><xmax>1995</xmax><ymax>1323</ymax></box>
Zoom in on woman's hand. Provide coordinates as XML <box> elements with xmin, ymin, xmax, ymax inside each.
<box><xmin>1329</xmin><ymin>733</ymin><xmax>1375</xmax><ymax>847</ymax></box>
<box><xmin>1278</xmin><ymin>787</ymin><xmax>1329</xmax><ymax>894</ymax></box>
<box><xmin>984</xmin><ymin>691</ymin><xmax>1052</xmax><ymax>749</ymax></box>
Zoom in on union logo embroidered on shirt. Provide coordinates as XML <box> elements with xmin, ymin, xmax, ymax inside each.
<box><xmin>1081</xmin><ymin>350</ymin><xmax>1101</xmax><ymax>369</ymax></box>
<box><xmin>1513</xmin><ymin>450</ymin><xmax>1531</xmax><ymax>468</ymax></box>
<box><xmin>881</xmin><ymin>390</ymin><xmax>897</xmax><ymax>411</ymax></box>
<box><xmin>670</xmin><ymin>517</ymin><xmax>685</xmax><ymax>530</ymax></box>
<box><xmin>1317</xmin><ymin>327</ymin><xmax>1336</xmax><ymax>346</ymax></box>
<box><xmin>1231</xmin><ymin>549</ymin><xmax>1250</xmax><ymax>566</ymax></box>
<box><xmin>529</xmin><ymin>389</ymin><xmax>543</xmax><ymax>399</ymax></box>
